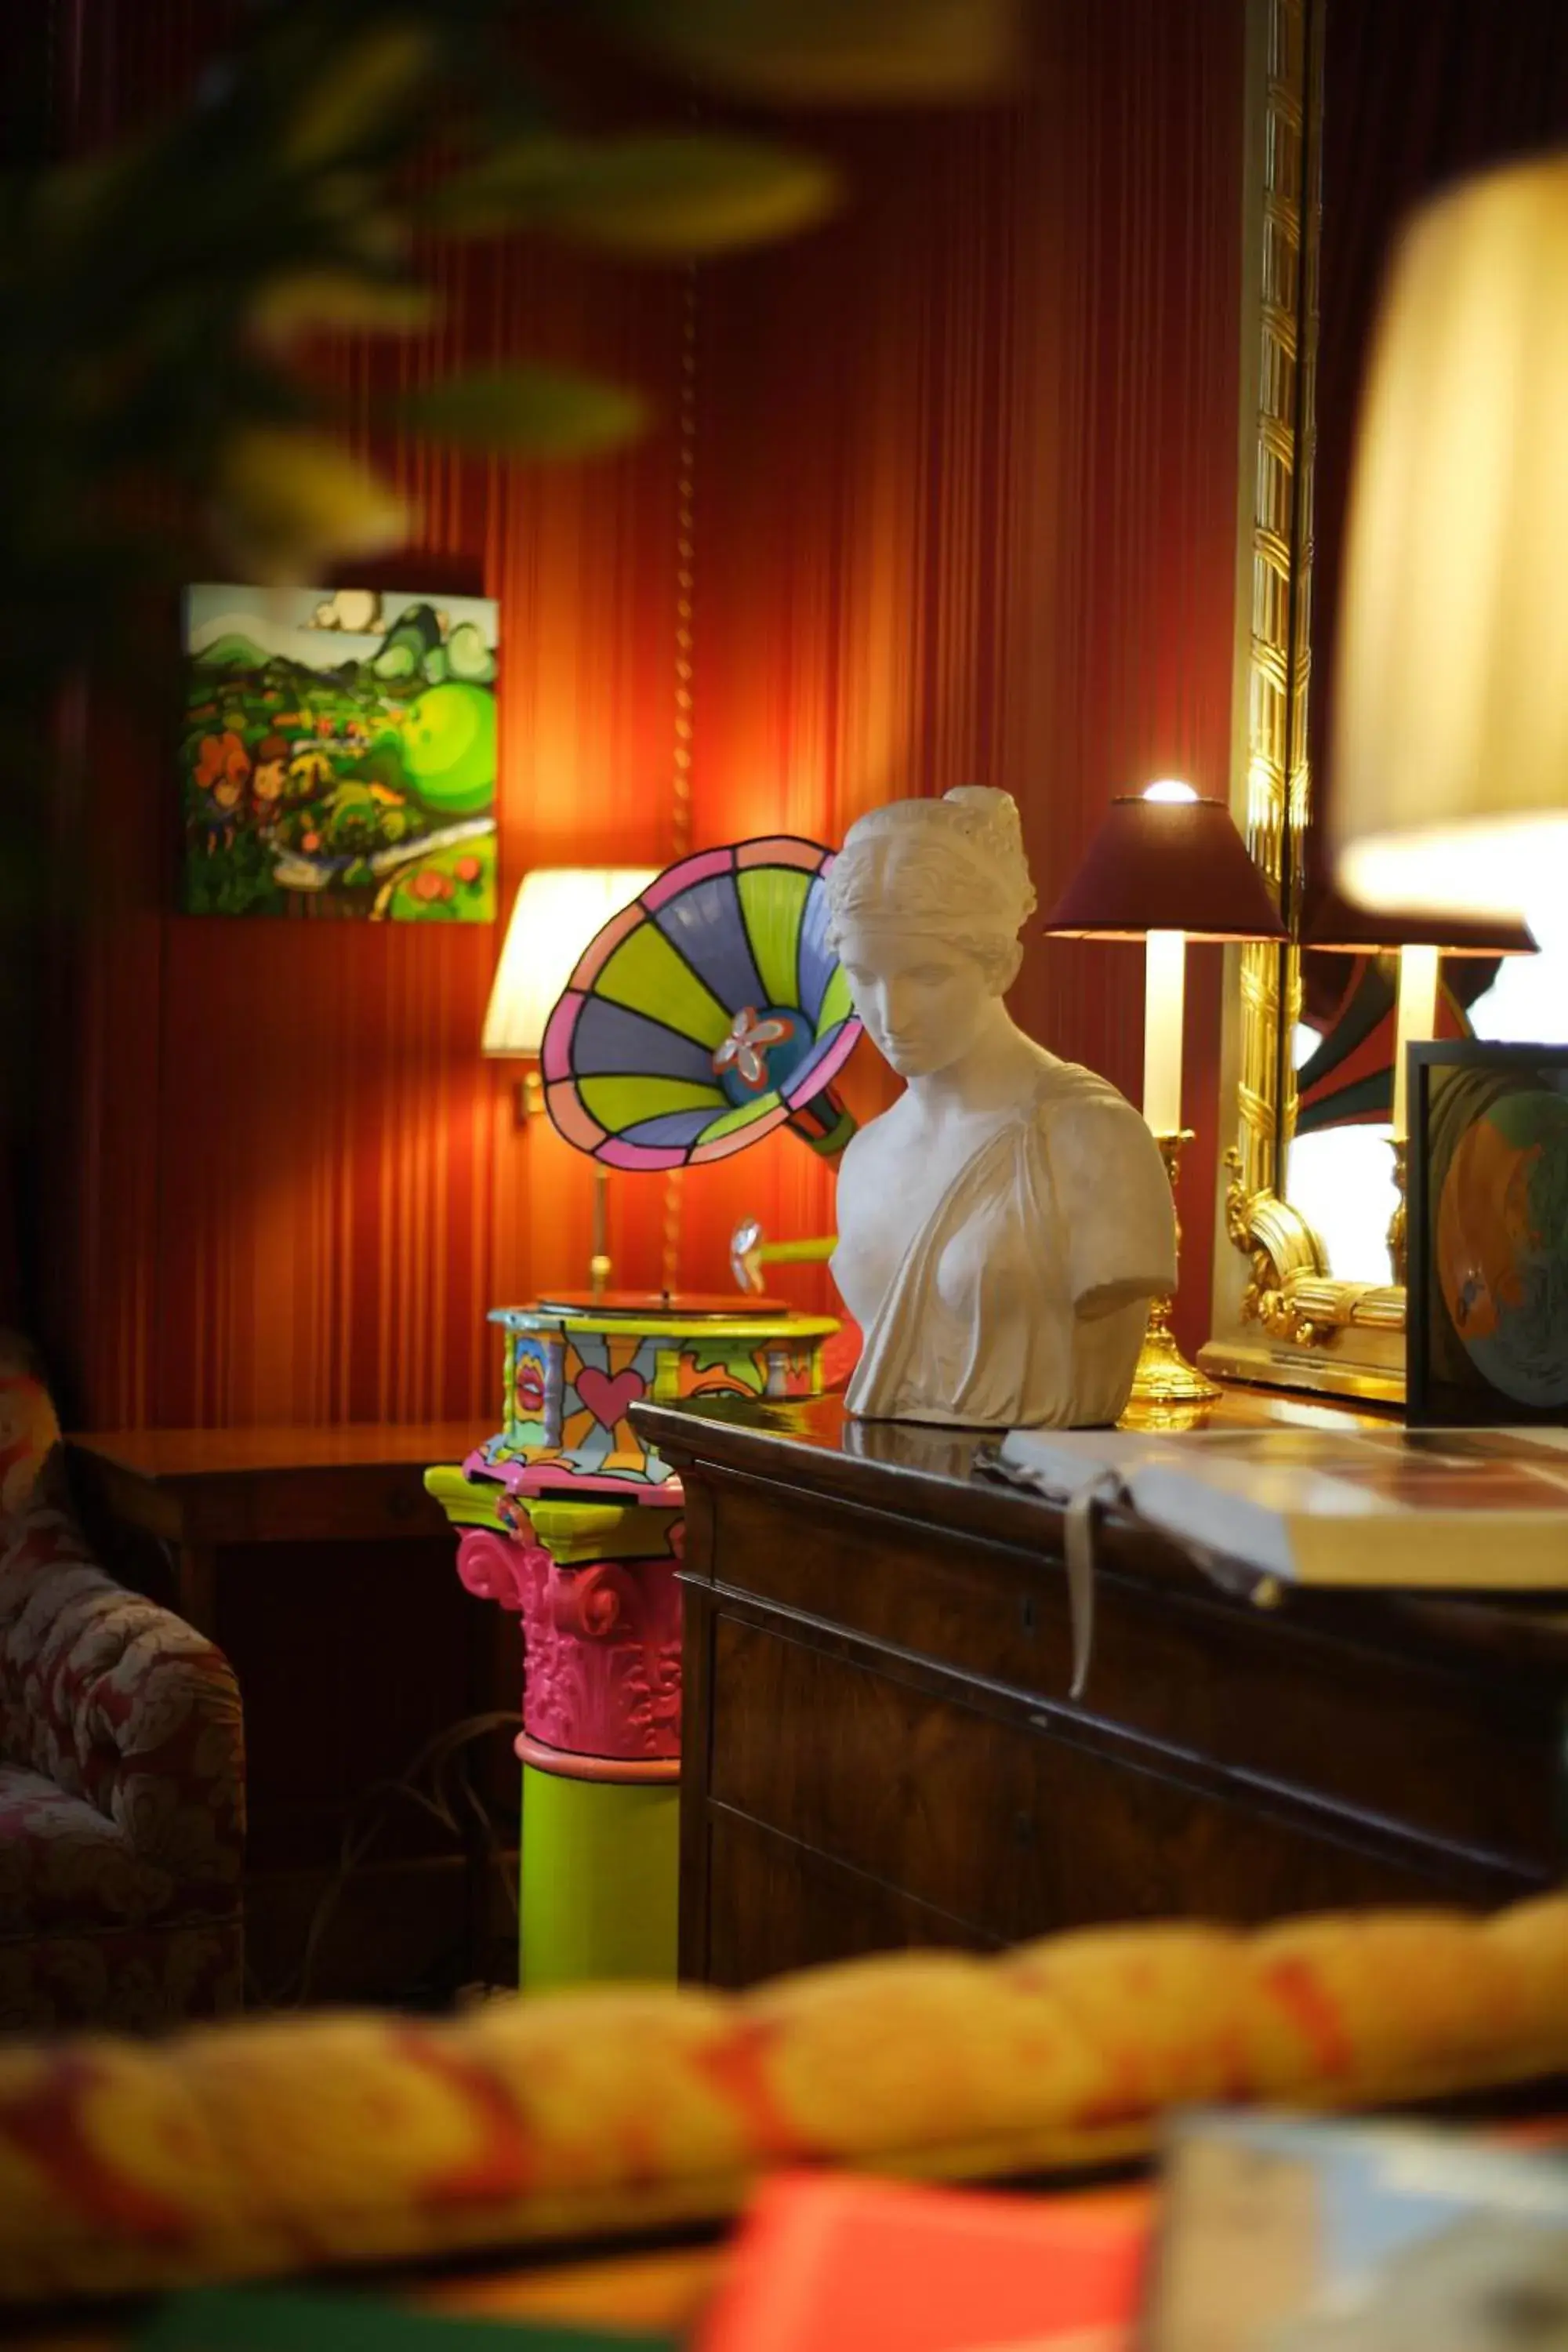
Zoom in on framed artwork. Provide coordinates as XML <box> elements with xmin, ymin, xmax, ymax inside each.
<box><xmin>180</xmin><ymin>583</ymin><xmax>498</xmax><ymax>920</ymax></box>
<box><xmin>1406</xmin><ymin>1040</ymin><xmax>1568</xmax><ymax>1426</ymax></box>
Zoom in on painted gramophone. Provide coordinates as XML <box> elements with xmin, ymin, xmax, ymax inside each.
<box><xmin>428</xmin><ymin>836</ymin><xmax>859</xmax><ymax>1986</ymax></box>
<box><xmin>484</xmin><ymin>833</ymin><xmax>857</xmax><ymax>1498</ymax></box>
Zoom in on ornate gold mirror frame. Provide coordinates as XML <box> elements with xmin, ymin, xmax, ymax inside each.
<box><xmin>1200</xmin><ymin>0</ymin><xmax>1406</xmax><ymax>1406</ymax></box>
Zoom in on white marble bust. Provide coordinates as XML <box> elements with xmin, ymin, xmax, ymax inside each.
<box><xmin>826</xmin><ymin>786</ymin><xmax>1177</xmax><ymax>1428</ymax></box>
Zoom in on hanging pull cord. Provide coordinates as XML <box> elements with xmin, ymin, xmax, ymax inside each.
<box><xmin>1062</xmin><ymin>1468</ymin><xmax>1121</xmax><ymax>1700</ymax></box>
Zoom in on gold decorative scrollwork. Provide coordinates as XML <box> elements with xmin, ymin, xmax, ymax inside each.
<box><xmin>1224</xmin><ymin>1149</ymin><xmax>1403</xmax><ymax>1356</ymax></box>
<box><xmin>1224</xmin><ymin>1149</ymin><xmax>1329</xmax><ymax>1344</ymax></box>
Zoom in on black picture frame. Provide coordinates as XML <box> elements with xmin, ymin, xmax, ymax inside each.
<box><xmin>1406</xmin><ymin>1040</ymin><xmax>1568</xmax><ymax>1428</ymax></box>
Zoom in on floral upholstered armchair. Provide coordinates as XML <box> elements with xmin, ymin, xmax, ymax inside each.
<box><xmin>0</xmin><ymin>1349</ymin><xmax>245</xmax><ymax>2031</ymax></box>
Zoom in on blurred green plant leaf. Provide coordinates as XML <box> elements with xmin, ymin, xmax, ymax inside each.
<box><xmin>432</xmin><ymin>132</ymin><xmax>840</xmax><ymax>254</ymax></box>
<box><xmin>592</xmin><ymin>0</ymin><xmax>1024</xmax><ymax>103</ymax></box>
<box><xmin>391</xmin><ymin>366</ymin><xmax>646</xmax><ymax>456</ymax></box>
<box><xmin>249</xmin><ymin>269</ymin><xmax>438</xmax><ymax>341</ymax></box>
<box><xmin>215</xmin><ymin>426</ymin><xmax>413</xmax><ymax>578</ymax></box>
<box><xmin>281</xmin><ymin>21</ymin><xmax>437</xmax><ymax>169</ymax></box>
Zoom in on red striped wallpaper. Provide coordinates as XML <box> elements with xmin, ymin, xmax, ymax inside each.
<box><xmin>49</xmin><ymin>0</ymin><xmax>1246</xmax><ymax>1428</ymax></box>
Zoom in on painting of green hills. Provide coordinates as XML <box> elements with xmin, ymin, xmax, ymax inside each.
<box><xmin>181</xmin><ymin>583</ymin><xmax>499</xmax><ymax>920</ymax></box>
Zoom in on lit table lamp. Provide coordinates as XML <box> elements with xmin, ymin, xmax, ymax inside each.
<box><xmin>483</xmin><ymin>866</ymin><xmax>656</xmax><ymax>1294</ymax></box>
<box><xmin>1331</xmin><ymin>155</ymin><xmax>1568</xmax><ymax>953</ymax></box>
<box><xmin>1300</xmin><ymin>885</ymin><xmax>1534</xmax><ymax>1282</ymax></box>
<box><xmin>1043</xmin><ymin>780</ymin><xmax>1289</xmax><ymax>1406</ymax></box>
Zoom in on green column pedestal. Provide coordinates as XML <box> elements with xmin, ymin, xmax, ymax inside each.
<box><xmin>428</xmin><ymin>1462</ymin><xmax>683</xmax><ymax>1991</ymax></box>
<box><xmin>519</xmin><ymin>1748</ymin><xmax>679</xmax><ymax>1991</ymax></box>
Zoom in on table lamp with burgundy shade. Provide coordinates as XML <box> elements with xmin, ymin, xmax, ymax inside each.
<box><xmin>1298</xmin><ymin>885</ymin><xmax>1535</xmax><ymax>1285</ymax></box>
<box><xmin>1043</xmin><ymin>781</ymin><xmax>1289</xmax><ymax>1407</ymax></box>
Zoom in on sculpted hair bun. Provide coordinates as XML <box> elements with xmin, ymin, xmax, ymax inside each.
<box><xmin>939</xmin><ymin>787</ymin><xmax>1037</xmax><ymax>921</ymax></box>
<box><xmin>824</xmin><ymin>788</ymin><xmax>1037</xmax><ymax>972</ymax></box>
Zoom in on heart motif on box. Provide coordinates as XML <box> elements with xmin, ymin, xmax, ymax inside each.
<box><xmin>575</xmin><ymin>1365</ymin><xmax>647</xmax><ymax>1432</ymax></box>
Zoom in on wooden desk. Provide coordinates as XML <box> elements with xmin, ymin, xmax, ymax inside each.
<box><xmin>65</xmin><ymin>1424</ymin><xmax>518</xmax><ymax>2004</ymax></box>
<box><xmin>636</xmin><ymin>1391</ymin><xmax>1568</xmax><ymax>1990</ymax></box>
<box><xmin>64</xmin><ymin>1422</ymin><xmax>480</xmax><ymax>1634</ymax></box>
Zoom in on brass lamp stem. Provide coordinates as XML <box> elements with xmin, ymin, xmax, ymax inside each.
<box><xmin>590</xmin><ymin>1164</ymin><xmax>612</xmax><ymax>1299</ymax></box>
<box><xmin>1127</xmin><ymin>1129</ymin><xmax>1221</xmax><ymax>1410</ymax></box>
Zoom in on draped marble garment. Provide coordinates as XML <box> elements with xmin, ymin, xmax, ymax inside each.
<box><xmin>834</xmin><ymin>1062</ymin><xmax>1176</xmax><ymax>1429</ymax></box>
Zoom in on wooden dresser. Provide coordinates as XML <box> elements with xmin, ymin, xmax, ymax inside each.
<box><xmin>633</xmin><ymin>1391</ymin><xmax>1568</xmax><ymax>1990</ymax></box>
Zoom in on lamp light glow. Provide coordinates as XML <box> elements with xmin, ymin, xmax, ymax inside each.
<box><xmin>484</xmin><ymin>866</ymin><xmax>658</xmax><ymax>1294</ymax></box>
<box><xmin>1138</xmin><ymin>787</ymin><xmax>1197</xmax><ymax>1127</ymax></box>
<box><xmin>1142</xmin><ymin>930</ymin><xmax>1186</xmax><ymax>1135</ymax></box>
<box><xmin>483</xmin><ymin>867</ymin><xmax>658</xmax><ymax>1062</ymax></box>
<box><xmin>1388</xmin><ymin>942</ymin><xmax>1440</xmax><ymax>1145</ymax></box>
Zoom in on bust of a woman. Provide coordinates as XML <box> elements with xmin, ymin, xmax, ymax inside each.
<box><xmin>826</xmin><ymin>786</ymin><xmax>1176</xmax><ymax>1428</ymax></box>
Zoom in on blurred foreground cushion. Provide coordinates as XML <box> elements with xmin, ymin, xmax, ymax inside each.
<box><xmin>2</xmin><ymin>1893</ymin><xmax>1568</xmax><ymax>2303</ymax></box>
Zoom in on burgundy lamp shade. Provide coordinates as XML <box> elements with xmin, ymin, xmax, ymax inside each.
<box><xmin>1042</xmin><ymin>797</ymin><xmax>1288</xmax><ymax>942</ymax></box>
<box><xmin>1299</xmin><ymin>883</ymin><xmax>1535</xmax><ymax>958</ymax></box>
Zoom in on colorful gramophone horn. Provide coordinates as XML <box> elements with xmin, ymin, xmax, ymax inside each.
<box><xmin>541</xmin><ymin>837</ymin><xmax>861</xmax><ymax>1168</ymax></box>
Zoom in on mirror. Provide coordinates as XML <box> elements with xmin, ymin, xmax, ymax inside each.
<box><xmin>1287</xmin><ymin>946</ymin><xmax>1563</xmax><ymax>1292</ymax></box>
<box><xmin>1203</xmin><ymin>0</ymin><xmax>1568</xmax><ymax>1404</ymax></box>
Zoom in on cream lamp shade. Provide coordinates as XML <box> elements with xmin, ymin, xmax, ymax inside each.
<box><xmin>1330</xmin><ymin>154</ymin><xmax>1568</xmax><ymax>930</ymax></box>
<box><xmin>482</xmin><ymin>866</ymin><xmax>657</xmax><ymax>1058</ymax></box>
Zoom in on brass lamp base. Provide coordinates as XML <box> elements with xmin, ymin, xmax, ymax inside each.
<box><xmin>1127</xmin><ymin>1130</ymin><xmax>1220</xmax><ymax>1409</ymax></box>
<box><xmin>1129</xmin><ymin>1309</ymin><xmax>1222</xmax><ymax>1407</ymax></box>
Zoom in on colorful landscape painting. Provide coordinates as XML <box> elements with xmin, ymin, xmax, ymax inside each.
<box><xmin>181</xmin><ymin>584</ymin><xmax>499</xmax><ymax>920</ymax></box>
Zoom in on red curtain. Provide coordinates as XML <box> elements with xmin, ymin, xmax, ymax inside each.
<box><xmin>677</xmin><ymin>0</ymin><xmax>1247</xmax><ymax>1332</ymax></box>
<box><xmin>47</xmin><ymin>0</ymin><xmax>1247</xmax><ymax>1428</ymax></box>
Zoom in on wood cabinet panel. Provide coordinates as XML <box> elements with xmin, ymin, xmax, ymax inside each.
<box><xmin>710</xmin><ymin>1614</ymin><xmax>1039</xmax><ymax>1936</ymax></box>
<box><xmin>704</xmin><ymin>1811</ymin><xmax>997</xmax><ymax>1989</ymax></box>
<box><xmin>709</xmin><ymin>1610</ymin><xmax>1492</xmax><ymax>1947</ymax></box>
<box><xmin>706</xmin><ymin>1475</ymin><xmax>1559</xmax><ymax>1875</ymax></box>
